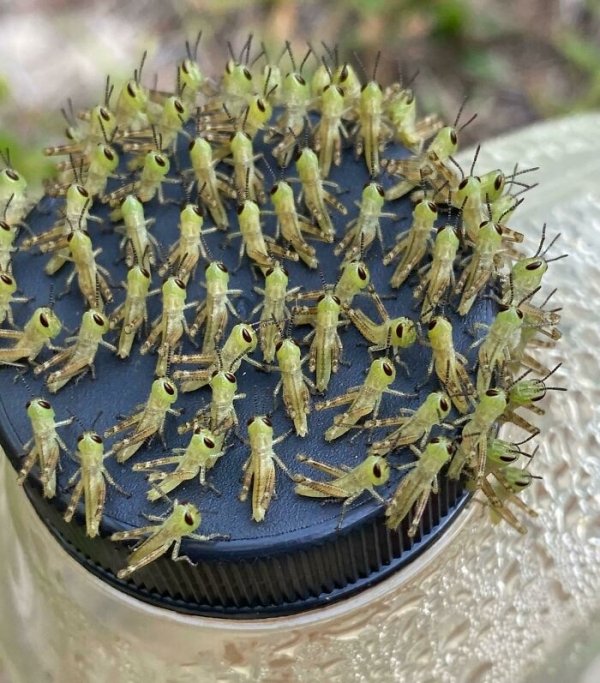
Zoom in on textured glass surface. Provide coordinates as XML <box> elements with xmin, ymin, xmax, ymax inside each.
<box><xmin>1</xmin><ymin>113</ymin><xmax>599</xmax><ymax>682</ymax></box>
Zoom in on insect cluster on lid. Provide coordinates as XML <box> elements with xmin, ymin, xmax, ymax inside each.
<box><xmin>1</xmin><ymin>37</ymin><xmax>566</xmax><ymax>584</ymax></box>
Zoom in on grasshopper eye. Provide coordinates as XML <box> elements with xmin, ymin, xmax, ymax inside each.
<box><xmin>395</xmin><ymin>322</ymin><xmax>404</xmax><ymax>337</ymax></box>
<box><xmin>406</xmin><ymin>92</ymin><xmax>414</xmax><ymax>104</ymax></box>
<box><xmin>103</xmin><ymin>148</ymin><xmax>115</xmax><ymax>161</ymax></box>
<box><xmin>323</xmin><ymin>84</ymin><xmax>331</xmax><ymax>93</ymax></box>
<box><xmin>154</xmin><ymin>155</ymin><xmax>167</xmax><ymax>167</ymax></box>
<box><xmin>373</xmin><ymin>463</ymin><xmax>382</xmax><ymax>478</ymax></box>
<box><xmin>243</xmin><ymin>132</ymin><xmax>251</xmax><ymax>141</ymax></box>
<box><xmin>357</xmin><ymin>266</ymin><xmax>367</xmax><ymax>280</ymax></box>
<box><xmin>6</xmin><ymin>170</ymin><xmax>19</xmax><ymax>181</ymax></box>
<box><xmin>270</xmin><ymin>184</ymin><xmax>279</xmax><ymax>195</ymax></box>
<box><xmin>382</xmin><ymin>362</ymin><xmax>393</xmax><ymax>376</ymax></box>
<box><xmin>427</xmin><ymin>201</ymin><xmax>437</xmax><ymax>213</ymax></box>
<box><xmin>295</xmin><ymin>74</ymin><xmax>306</xmax><ymax>85</ymax></box>
<box><xmin>241</xmin><ymin>328</ymin><xmax>253</xmax><ymax>343</ymax></box>
<box><xmin>77</xmin><ymin>185</ymin><xmax>89</xmax><ymax>197</ymax></box>
<box><xmin>175</xmin><ymin>278</ymin><xmax>185</xmax><ymax>289</ymax></box>
<box><xmin>127</xmin><ymin>82</ymin><xmax>136</xmax><ymax>98</ymax></box>
<box><xmin>275</xmin><ymin>340</ymin><xmax>283</xmax><ymax>352</ymax></box>
<box><xmin>99</xmin><ymin>107</ymin><xmax>111</xmax><ymax>122</ymax></box>
<box><xmin>501</xmin><ymin>454</ymin><xmax>516</xmax><ymax>463</ymax></box>
<box><xmin>39</xmin><ymin>400</ymin><xmax>51</xmax><ymax>410</ymax></box>
<box><xmin>340</xmin><ymin>65</ymin><xmax>349</xmax><ymax>81</ymax></box>
<box><xmin>93</xmin><ymin>313</ymin><xmax>105</xmax><ymax>326</ymax></box>
<box><xmin>243</xmin><ymin>67</ymin><xmax>252</xmax><ymax>80</ymax></box>
<box><xmin>247</xmin><ymin>417</ymin><xmax>255</xmax><ymax>426</ymax></box>
<box><xmin>140</xmin><ymin>267</ymin><xmax>150</xmax><ymax>278</ymax></box>
<box><xmin>184</xmin><ymin>512</ymin><xmax>195</xmax><ymax>526</ymax></box>
<box><xmin>266</xmin><ymin>267</ymin><xmax>274</xmax><ymax>276</ymax></box>
<box><xmin>262</xmin><ymin>416</ymin><xmax>272</xmax><ymax>427</ymax></box>
<box><xmin>494</xmin><ymin>223</ymin><xmax>503</xmax><ymax>235</ymax></box>
<box><xmin>282</xmin><ymin>266</ymin><xmax>289</xmax><ymax>276</ymax></box>
<box><xmin>181</xmin><ymin>61</ymin><xmax>189</xmax><ymax>75</ymax></box>
<box><xmin>225</xmin><ymin>372</ymin><xmax>236</xmax><ymax>383</ymax></box>
<box><xmin>335</xmin><ymin>86</ymin><xmax>344</xmax><ymax>97</ymax></box>
<box><xmin>440</xmin><ymin>398</ymin><xmax>449</xmax><ymax>411</ymax></box>
<box><xmin>332</xmin><ymin>296</ymin><xmax>341</xmax><ymax>305</ymax></box>
<box><xmin>217</xmin><ymin>262</ymin><xmax>228</xmax><ymax>272</ymax></box>
<box><xmin>188</xmin><ymin>140</ymin><xmax>195</xmax><ymax>151</ymax></box>
<box><xmin>0</xmin><ymin>274</ymin><xmax>13</xmax><ymax>285</ymax></box>
<box><xmin>194</xmin><ymin>426</ymin><xmax>202</xmax><ymax>434</ymax></box>
<box><xmin>91</xmin><ymin>434</ymin><xmax>103</xmax><ymax>444</ymax></box>
<box><xmin>39</xmin><ymin>313</ymin><xmax>49</xmax><ymax>327</ymax></box>
<box><xmin>428</xmin><ymin>320</ymin><xmax>437</xmax><ymax>330</ymax></box>
<box><xmin>203</xmin><ymin>437</ymin><xmax>215</xmax><ymax>448</ymax></box>
<box><xmin>294</xmin><ymin>148</ymin><xmax>302</xmax><ymax>162</ymax></box>
<box><xmin>192</xmin><ymin>206</ymin><xmax>202</xmax><ymax>216</ymax></box>
<box><xmin>164</xmin><ymin>382</ymin><xmax>175</xmax><ymax>396</ymax></box>
<box><xmin>526</xmin><ymin>260</ymin><xmax>543</xmax><ymax>270</ymax></box>
<box><xmin>0</xmin><ymin>221</ymin><xmax>10</xmax><ymax>231</ymax></box>
<box><xmin>25</xmin><ymin>401</ymin><xmax>31</xmax><ymax>409</ymax></box>
<box><xmin>77</xmin><ymin>434</ymin><xmax>85</xmax><ymax>443</ymax></box>
<box><xmin>174</xmin><ymin>99</ymin><xmax>184</xmax><ymax>114</ymax></box>
<box><xmin>430</xmin><ymin>437</ymin><xmax>440</xmax><ymax>444</ymax></box>
<box><xmin>516</xmin><ymin>309</ymin><xmax>524</xmax><ymax>319</ymax></box>
<box><xmin>498</xmin><ymin>304</ymin><xmax>510</xmax><ymax>313</ymax></box>
<box><xmin>317</xmin><ymin>294</ymin><xmax>325</xmax><ymax>302</ymax></box>
<box><xmin>486</xmin><ymin>389</ymin><xmax>499</xmax><ymax>397</ymax></box>
<box><xmin>450</xmin><ymin>130</ymin><xmax>458</xmax><ymax>145</ymax></box>
<box><xmin>376</xmin><ymin>184</ymin><xmax>385</xmax><ymax>197</ymax></box>
<box><xmin>494</xmin><ymin>175</ymin><xmax>503</xmax><ymax>190</ymax></box>
<box><xmin>256</xmin><ymin>98</ymin><xmax>266</xmax><ymax>113</ymax></box>
<box><xmin>236</xmin><ymin>204</ymin><xmax>244</xmax><ymax>216</ymax></box>
<box><xmin>458</xmin><ymin>178</ymin><xmax>468</xmax><ymax>191</ymax></box>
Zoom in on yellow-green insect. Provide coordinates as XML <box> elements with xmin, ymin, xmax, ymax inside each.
<box><xmin>427</xmin><ymin>316</ymin><xmax>475</xmax><ymax>414</ymax></box>
<box><xmin>219</xmin><ymin>39</ymin><xmax>256</xmax><ymax>118</ymax></box>
<box><xmin>140</xmin><ymin>276</ymin><xmax>195</xmax><ymax>378</ymax></box>
<box><xmin>294</xmin><ymin>454</ymin><xmax>390</xmax><ymax>528</ymax></box>
<box><xmin>0</xmin><ymin>307</ymin><xmax>62</xmax><ymax>366</ymax></box>
<box><xmin>448</xmin><ymin>388</ymin><xmax>507</xmax><ymax>482</ymax></box>
<box><xmin>111</xmin><ymin>501</ymin><xmax>227</xmax><ymax>579</ymax></box>
<box><xmin>116</xmin><ymin>195</ymin><xmax>157</xmax><ymax>270</ymax></box>
<box><xmin>133</xmin><ymin>427</ymin><xmax>226</xmax><ymax>498</ymax></box>
<box><xmin>34</xmin><ymin>309</ymin><xmax>114</xmax><ymax>393</ymax></box>
<box><xmin>17</xmin><ymin>398</ymin><xmax>72</xmax><ymax>499</ymax></box>
<box><xmin>0</xmin><ymin>151</ymin><xmax>31</xmax><ymax>227</ymax></box>
<box><xmin>109</xmin><ymin>265</ymin><xmax>156</xmax><ymax>359</ymax></box>
<box><xmin>251</xmin><ymin>262</ymin><xmax>300</xmax><ymax>362</ymax></box>
<box><xmin>172</xmin><ymin>322</ymin><xmax>260</xmax><ymax>392</ymax></box>
<box><xmin>64</xmin><ymin>431</ymin><xmax>127</xmax><ymax>538</ymax></box>
<box><xmin>272</xmin><ymin>337</ymin><xmax>315</xmax><ymax>437</ymax></box>
<box><xmin>482</xmin><ymin>464</ymin><xmax>539</xmax><ymax>535</ymax></box>
<box><xmin>367</xmin><ymin>391</ymin><xmax>451</xmax><ymax>457</ymax></box>
<box><xmin>83</xmin><ymin>143</ymin><xmax>120</xmax><ymax>199</ymax></box>
<box><xmin>335</xmin><ymin>182</ymin><xmax>395</xmax><ymax>263</ymax></box>
<box><xmin>384</xmin><ymin>82</ymin><xmax>442</xmax><ymax>152</ymax></box>
<box><xmin>0</xmin><ymin>220</ymin><xmax>18</xmax><ymax>273</ymax></box>
<box><xmin>240</xmin><ymin>415</ymin><xmax>292</xmax><ymax>522</ymax></box>
<box><xmin>414</xmin><ymin>224</ymin><xmax>459</xmax><ymax>322</ymax></box>
<box><xmin>123</xmin><ymin>95</ymin><xmax>189</xmax><ymax>156</ymax></box>
<box><xmin>65</xmin><ymin>229</ymin><xmax>113</xmax><ymax>310</ymax></box>
<box><xmin>296</xmin><ymin>261</ymin><xmax>371</xmax><ymax>311</ymax></box>
<box><xmin>385</xmin><ymin>437</ymin><xmax>453</xmax><ymax>535</ymax></box>
<box><xmin>332</xmin><ymin>61</ymin><xmax>361</xmax><ymax>113</ymax></box>
<box><xmin>105</xmin><ymin>376</ymin><xmax>179</xmax><ymax>463</ymax></box>
<box><xmin>313</xmin><ymin>84</ymin><xmax>347</xmax><ymax>178</ymax></box>
<box><xmin>316</xmin><ymin>357</ymin><xmax>403</xmax><ymax>441</ymax></box>
<box><xmin>383</xmin><ymin>199</ymin><xmax>437</xmax><ymax>288</ymax></box>
<box><xmin>104</xmin><ymin>148</ymin><xmax>173</xmax><ymax>206</ymax></box>
<box><xmin>0</xmin><ymin>272</ymin><xmax>28</xmax><ymax>326</ymax></box>
<box><xmin>114</xmin><ymin>51</ymin><xmax>150</xmax><ymax>132</ymax></box>
<box><xmin>177</xmin><ymin>32</ymin><xmax>208</xmax><ymax>110</ymax></box>
<box><xmin>226</xmin><ymin>130</ymin><xmax>265</xmax><ymax>204</ymax></box>
<box><xmin>188</xmin><ymin>136</ymin><xmax>233</xmax><ymax>230</ymax></box>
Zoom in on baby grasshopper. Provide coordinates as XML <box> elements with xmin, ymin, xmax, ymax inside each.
<box><xmin>64</xmin><ymin>431</ymin><xmax>127</xmax><ymax>538</ymax></box>
<box><xmin>0</xmin><ymin>219</ymin><xmax>18</xmax><ymax>273</ymax></box>
<box><xmin>294</xmin><ymin>454</ymin><xmax>390</xmax><ymax>528</ymax></box>
<box><xmin>0</xmin><ymin>272</ymin><xmax>28</xmax><ymax>326</ymax></box>
<box><xmin>455</xmin><ymin>220</ymin><xmax>504</xmax><ymax>315</ymax></box>
<box><xmin>483</xmin><ymin>465</ymin><xmax>539</xmax><ymax>535</ymax></box>
<box><xmin>240</xmin><ymin>415</ymin><xmax>292</xmax><ymax>522</ymax></box>
<box><xmin>111</xmin><ymin>500</ymin><xmax>227</xmax><ymax>579</ymax></box>
<box><xmin>114</xmin><ymin>51</ymin><xmax>150</xmax><ymax>132</ymax></box>
<box><xmin>177</xmin><ymin>32</ymin><xmax>208</xmax><ymax>110</ymax></box>
<box><xmin>83</xmin><ymin>143</ymin><xmax>119</xmax><ymax>199</ymax></box>
<box><xmin>173</xmin><ymin>322</ymin><xmax>260</xmax><ymax>392</ymax></box>
<box><xmin>367</xmin><ymin>391</ymin><xmax>451</xmax><ymax>456</ymax></box>
<box><xmin>104</xmin><ymin>148</ymin><xmax>173</xmax><ymax>206</ymax></box>
<box><xmin>226</xmin><ymin>130</ymin><xmax>265</xmax><ymax>204</ymax></box>
<box><xmin>188</xmin><ymin>136</ymin><xmax>234</xmax><ymax>230</ymax></box>
<box><xmin>34</xmin><ymin>309</ymin><xmax>114</xmax><ymax>393</ymax></box>
<box><xmin>159</xmin><ymin>203</ymin><xmax>217</xmax><ymax>283</ymax></box>
<box><xmin>105</xmin><ymin>376</ymin><xmax>179</xmax><ymax>463</ymax></box>
<box><xmin>133</xmin><ymin>427</ymin><xmax>226</xmax><ymax>498</ymax></box>
<box><xmin>252</xmin><ymin>262</ymin><xmax>300</xmax><ymax>362</ymax></box>
<box><xmin>293</xmin><ymin>290</ymin><xmax>344</xmax><ymax>393</ymax></box>
<box><xmin>475</xmin><ymin>304</ymin><xmax>524</xmax><ymax>395</ymax></box>
<box><xmin>189</xmin><ymin>261</ymin><xmax>242</xmax><ymax>352</ymax></box>
<box><xmin>109</xmin><ymin>265</ymin><xmax>156</xmax><ymax>359</ymax></box>
<box><xmin>384</xmin><ymin>82</ymin><xmax>442</xmax><ymax>152</ymax></box>
<box><xmin>64</xmin><ymin>230</ymin><xmax>113</xmax><ymax>310</ymax></box>
<box><xmin>0</xmin><ymin>153</ymin><xmax>30</xmax><ymax>227</ymax></box>
<box><xmin>141</xmin><ymin>276</ymin><xmax>195</xmax><ymax>378</ymax></box>
<box><xmin>17</xmin><ymin>398</ymin><xmax>72</xmax><ymax>498</ymax></box>
<box><xmin>385</xmin><ymin>437</ymin><xmax>453</xmax><ymax>535</ymax></box>
<box><xmin>448</xmin><ymin>387</ymin><xmax>507</xmax><ymax>482</ymax></box>
<box><xmin>312</xmin><ymin>84</ymin><xmax>347</xmax><ymax>178</ymax></box>
<box><xmin>296</xmin><ymin>261</ymin><xmax>371</xmax><ymax>309</ymax></box>
<box><xmin>332</xmin><ymin>60</ymin><xmax>362</xmax><ymax>113</ymax></box>
<box><xmin>219</xmin><ymin>39</ymin><xmax>256</xmax><ymax>118</ymax></box>
<box><xmin>414</xmin><ymin>224</ymin><xmax>459</xmax><ymax>322</ymax></box>
<box><xmin>269</xmin><ymin>179</ymin><xmax>320</xmax><ymax>269</ymax></box>
<box><xmin>335</xmin><ymin>182</ymin><xmax>395</xmax><ymax>263</ymax></box>
<box><xmin>0</xmin><ymin>307</ymin><xmax>62</xmax><ymax>366</ymax></box>
<box><xmin>116</xmin><ymin>195</ymin><xmax>157</xmax><ymax>270</ymax></box>
<box><xmin>427</xmin><ymin>316</ymin><xmax>475</xmax><ymax>413</ymax></box>
<box><xmin>384</xmin><ymin>199</ymin><xmax>438</xmax><ymax>289</ymax></box>
<box><xmin>316</xmin><ymin>357</ymin><xmax>405</xmax><ymax>441</ymax></box>
<box><xmin>123</xmin><ymin>95</ymin><xmax>189</xmax><ymax>156</ymax></box>
<box><xmin>343</xmin><ymin>288</ymin><xmax>417</xmax><ymax>366</ymax></box>
<box><xmin>294</xmin><ymin>145</ymin><xmax>347</xmax><ymax>242</ymax></box>
<box><xmin>272</xmin><ymin>337</ymin><xmax>315</xmax><ymax>437</ymax></box>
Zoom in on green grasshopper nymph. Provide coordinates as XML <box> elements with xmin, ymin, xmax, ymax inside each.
<box><xmin>189</xmin><ymin>261</ymin><xmax>242</xmax><ymax>352</ymax></box>
<box><xmin>414</xmin><ymin>224</ymin><xmax>459</xmax><ymax>322</ymax></box>
<box><xmin>64</xmin><ymin>431</ymin><xmax>127</xmax><ymax>538</ymax></box>
<box><xmin>140</xmin><ymin>276</ymin><xmax>196</xmax><ymax>378</ymax></box>
<box><xmin>383</xmin><ymin>198</ymin><xmax>438</xmax><ymax>289</ymax></box>
<box><xmin>111</xmin><ymin>500</ymin><xmax>228</xmax><ymax>579</ymax></box>
<box><xmin>293</xmin><ymin>145</ymin><xmax>348</xmax><ymax>242</ymax></box>
<box><xmin>292</xmin><ymin>289</ymin><xmax>344</xmax><ymax>393</ymax></box>
<box><xmin>177</xmin><ymin>32</ymin><xmax>209</xmax><ymax>110</ymax></box>
<box><xmin>0</xmin><ymin>151</ymin><xmax>31</xmax><ymax>227</ymax></box>
<box><xmin>240</xmin><ymin>414</ymin><xmax>293</xmax><ymax>522</ymax></box>
<box><xmin>114</xmin><ymin>51</ymin><xmax>150</xmax><ymax>133</ymax></box>
<box><xmin>172</xmin><ymin>322</ymin><xmax>260</xmax><ymax>392</ymax></box>
<box><xmin>0</xmin><ymin>306</ymin><xmax>62</xmax><ymax>367</ymax></box>
<box><xmin>367</xmin><ymin>391</ymin><xmax>451</xmax><ymax>457</ymax></box>
<box><xmin>116</xmin><ymin>194</ymin><xmax>157</xmax><ymax>271</ymax></box>
<box><xmin>335</xmin><ymin>182</ymin><xmax>396</xmax><ymax>264</ymax></box>
<box><xmin>83</xmin><ymin>143</ymin><xmax>120</xmax><ymax>200</ymax></box>
<box><xmin>17</xmin><ymin>397</ymin><xmax>73</xmax><ymax>499</ymax></box>
<box><xmin>105</xmin><ymin>376</ymin><xmax>180</xmax><ymax>463</ymax></box>
<box><xmin>384</xmin><ymin>81</ymin><xmax>442</xmax><ymax>152</ymax></box>
<box><xmin>312</xmin><ymin>83</ymin><xmax>347</xmax><ymax>178</ymax></box>
<box><xmin>34</xmin><ymin>309</ymin><xmax>114</xmax><ymax>393</ymax></box>
<box><xmin>385</xmin><ymin>436</ymin><xmax>454</xmax><ymax>535</ymax></box>
<box><xmin>271</xmin><ymin>337</ymin><xmax>315</xmax><ymax>437</ymax></box>
<box><xmin>0</xmin><ymin>272</ymin><xmax>28</xmax><ymax>326</ymax></box>
<box><xmin>123</xmin><ymin>95</ymin><xmax>189</xmax><ymax>157</ymax></box>
<box><xmin>316</xmin><ymin>357</ymin><xmax>406</xmax><ymax>441</ymax></box>
<box><xmin>427</xmin><ymin>316</ymin><xmax>476</xmax><ymax>414</ymax></box>
<box><xmin>296</xmin><ymin>260</ymin><xmax>371</xmax><ymax>310</ymax></box>
<box><xmin>483</xmin><ymin>464</ymin><xmax>540</xmax><ymax>535</ymax></box>
<box><xmin>251</xmin><ymin>261</ymin><xmax>301</xmax><ymax>362</ymax></box>
<box><xmin>293</xmin><ymin>454</ymin><xmax>390</xmax><ymax>528</ymax></box>
<box><xmin>133</xmin><ymin>427</ymin><xmax>226</xmax><ymax>498</ymax></box>
<box><xmin>448</xmin><ymin>387</ymin><xmax>508</xmax><ymax>483</ymax></box>
<box><xmin>0</xmin><ymin>219</ymin><xmax>18</xmax><ymax>273</ymax></box>
<box><xmin>64</xmin><ymin>229</ymin><xmax>113</xmax><ymax>310</ymax></box>
<box><xmin>226</xmin><ymin>129</ymin><xmax>265</xmax><ymax>204</ymax></box>
<box><xmin>332</xmin><ymin>61</ymin><xmax>362</xmax><ymax>114</ymax></box>
<box><xmin>109</xmin><ymin>265</ymin><xmax>157</xmax><ymax>359</ymax></box>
